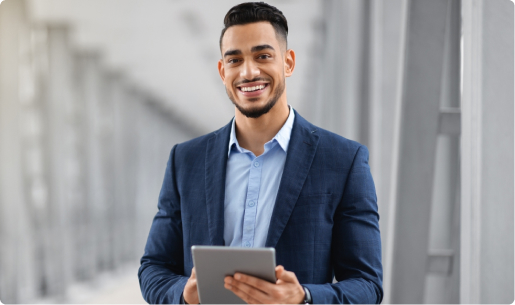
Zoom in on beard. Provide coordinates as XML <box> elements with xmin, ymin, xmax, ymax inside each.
<box><xmin>226</xmin><ymin>78</ymin><xmax>285</xmax><ymax>119</ymax></box>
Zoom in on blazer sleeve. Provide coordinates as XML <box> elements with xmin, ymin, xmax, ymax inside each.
<box><xmin>138</xmin><ymin>144</ymin><xmax>189</xmax><ymax>304</ymax></box>
<box><xmin>304</xmin><ymin>145</ymin><xmax>383</xmax><ymax>304</ymax></box>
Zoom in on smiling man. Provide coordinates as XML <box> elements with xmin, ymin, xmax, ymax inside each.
<box><xmin>138</xmin><ymin>2</ymin><xmax>383</xmax><ymax>304</ymax></box>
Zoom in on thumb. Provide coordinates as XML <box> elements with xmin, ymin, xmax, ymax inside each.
<box><xmin>191</xmin><ymin>267</ymin><xmax>197</xmax><ymax>279</ymax></box>
<box><xmin>275</xmin><ymin>265</ymin><xmax>285</xmax><ymax>281</ymax></box>
<box><xmin>276</xmin><ymin>266</ymin><xmax>297</xmax><ymax>283</ymax></box>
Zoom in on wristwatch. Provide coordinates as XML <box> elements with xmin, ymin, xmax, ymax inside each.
<box><xmin>302</xmin><ymin>286</ymin><xmax>313</xmax><ymax>304</ymax></box>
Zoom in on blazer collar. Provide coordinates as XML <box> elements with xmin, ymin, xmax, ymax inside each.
<box><xmin>205</xmin><ymin>121</ymin><xmax>232</xmax><ymax>245</ymax></box>
<box><xmin>265</xmin><ymin>111</ymin><xmax>319</xmax><ymax>248</ymax></box>
<box><xmin>204</xmin><ymin>111</ymin><xmax>320</xmax><ymax>247</ymax></box>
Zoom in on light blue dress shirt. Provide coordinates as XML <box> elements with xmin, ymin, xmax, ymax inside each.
<box><xmin>224</xmin><ymin>107</ymin><xmax>295</xmax><ymax>248</ymax></box>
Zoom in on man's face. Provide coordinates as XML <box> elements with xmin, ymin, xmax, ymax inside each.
<box><xmin>218</xmin><ymin>22</ymin><xmax>294</xmax><ymax>118</ymax></box>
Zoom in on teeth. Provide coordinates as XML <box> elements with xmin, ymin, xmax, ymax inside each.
<box><xmin>241</xmin><ymin>85</ymin><xmax>265</xmax><ymax>92</ymax></box>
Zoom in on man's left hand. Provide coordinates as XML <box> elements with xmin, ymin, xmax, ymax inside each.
<box><xmin>224</xmin><ymin>265</ymin><xmax>305</xmax><ymax>304</ymax></box>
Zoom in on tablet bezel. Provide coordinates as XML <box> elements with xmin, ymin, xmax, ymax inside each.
<box><xmin>192</xmin><ymin>246</ymin><xmax>276</xmax><ymax>304</ymax></box>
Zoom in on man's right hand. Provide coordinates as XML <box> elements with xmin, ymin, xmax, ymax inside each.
<box><xmin>183</xmin><ymin>267</ymin><xmax>199</xmax><ymax>304</ymax></box>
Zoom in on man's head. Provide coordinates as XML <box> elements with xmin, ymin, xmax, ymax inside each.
<box><xmin>218</xmin><ymin>2</ymin><xmax>295</xmax><ymax>119</ymax></box>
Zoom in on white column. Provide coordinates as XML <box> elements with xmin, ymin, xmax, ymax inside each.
<box><xmin>308</xmin><ymin>0</ymin><xmax>369</xmax><ymax>141</ymax></box>
<box><xmin>0</xmin><ymin>0</ymin><xmax>37</xmax><ymax>302</ymax></box>
<box><xmin>44</xmin><ymin>24</ymin><xmax>79</xmax><ymax>296</ymax></box>
<box><xmin>372</xmin><ymin>4</ymin><xmax>408</xmax><ymax>301</ymax></box>
<box><xmin>461</xmin><ymin>0</ymin><xmax>514</xmax><ymax>303</ymax></box>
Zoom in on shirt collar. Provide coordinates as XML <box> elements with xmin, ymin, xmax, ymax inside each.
<box><xmin>228</xmin><ymin>106</ymin><xmax>295</xmax><ymax>157</ymax></box>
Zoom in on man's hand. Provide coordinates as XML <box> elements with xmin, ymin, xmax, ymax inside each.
<box><xmin>224</xmin><ymin>265</ymin><xmax>305</xmax><ymax>304</ymax></box>
<box><xmin>183</xmin><ymin>267</ymin><xmax>199</xmax><ymax>304</ymax></box>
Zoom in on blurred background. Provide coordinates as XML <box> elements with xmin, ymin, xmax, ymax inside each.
<box><xmin>0</xmin><ymin>0</ymin><xmax>513</xmax><ymax>303</ymax></box>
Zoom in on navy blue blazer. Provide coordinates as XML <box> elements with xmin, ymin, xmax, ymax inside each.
<box><xmin>138</xmin><ymin>111</ymin><xmax>383</xmax><ymax>304</ymax></box>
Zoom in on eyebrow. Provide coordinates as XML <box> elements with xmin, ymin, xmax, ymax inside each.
<box><xmin>223</xmin><ymin>44</ymin><xmax>275</xmax><ymax>58</ymax></box>
<box><xmin>224</xmin><ymin>49</ymin><xmax>242</xmax><ymax>57</ymax></box>
<box><xmin>251</xmin><ymin>44</ymin><xmax>275</xmax><ymax>52</ymax></box>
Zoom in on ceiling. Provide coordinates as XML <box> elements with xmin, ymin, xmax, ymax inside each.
<box><xmin>26</xmin><ymin>0</ymin><xmax>323</xmax><ymax>134</ymax></box>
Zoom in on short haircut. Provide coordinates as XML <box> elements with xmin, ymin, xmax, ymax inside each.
<box><xmin>219</xmin><ymin>2</ymin><xmax>288</xmax><ymax>50</ymax></box>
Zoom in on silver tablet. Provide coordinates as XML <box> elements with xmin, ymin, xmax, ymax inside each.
<box><xmin>191</xmin><ymin>246</ymin><xmax>276</xmax><ymax>304</ymax></box>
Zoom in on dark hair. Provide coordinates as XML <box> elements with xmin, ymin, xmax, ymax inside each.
<box><xmin>219</xmin><ymin>2</ymin><xmax>288</xmax><ymax>50</ymax></box>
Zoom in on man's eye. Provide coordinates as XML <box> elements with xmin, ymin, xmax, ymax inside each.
<box><xmin>258</xmin><ymin>54</ymin><xmax>270</xmax><ymax>59</ymax></box>
<box><xmin>228</xmin><ymin>58</ymin><xmax>239</xmax><ymax>64</ymax></box>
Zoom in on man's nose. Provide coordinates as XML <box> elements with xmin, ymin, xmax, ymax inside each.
<box><xmin>240</xmin><ymin>60</ymin><xmax>260</xmax><ymax>80</ymax></box>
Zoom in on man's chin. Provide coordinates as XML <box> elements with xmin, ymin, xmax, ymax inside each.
<box><xmin>231</xmin><ymin>97</ymin><xmax>275</xmax><ymax>118</ymax></box>
<box><xmin>236</xmin><ymin>106</ymin><xmax>272</xmax><ymax>118</ymax></box>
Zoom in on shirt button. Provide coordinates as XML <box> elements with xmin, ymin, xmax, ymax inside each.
<box><xmin>253</xmin><ymin>161</ymin><xmax>260</xmax><ymax>168</ymax></box>
<box><xmin>243</xmin><ymin>242</ymin><xmax>251</xmax><ymax>247</ymax></box>
<box><xmin>248</xmin><ymin>201</ymin><xmax>256</xmax><ymax>207</ymax></box>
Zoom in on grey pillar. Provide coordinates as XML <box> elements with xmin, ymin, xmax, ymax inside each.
<box><xmin>125</xmin><ymin>86</ymin><xmax>148</xmax><ymax>262</ymax></box>
<box><xmin>424</xmin><ymin>0</ymin><xmax>461</xmax><ymax>303</ymax></box>
<box><xmin>111</xmin><ymin>72</ymin><xmax>128</xmax><ymax>269</ymax></box>
<box><xmin>71</xmin><ymin>51</ymin><xmax>92</xmax><ymax>281</ymax></box>
<box><xmin>385</xmin><ymin>1</ymin><xmax>449</xmax><ymax>303</ymax></box>
<box><xmin>135</xmin><ymin>96</ymin><xmax>159</xmax><ymax>258</ymax></box>
<box><xmin>99</xmin><ymin>71</ymin><xmax>117</xmax><ymax>271</ymax></box>
<box><xmin>75</xmin><ymin>51</ymin><xmax>107</xmax><ymax>278</ymax></box>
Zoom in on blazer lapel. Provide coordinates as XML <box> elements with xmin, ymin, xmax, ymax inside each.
<box><xmin>265</xmin><ymin>112</ymin><xmax>320</xmax><ymax>248</ymax></box>
<box><xmin>205</xmin><ymin>122</ymin><xmax>232</xmax><ymax>246</ymax></box>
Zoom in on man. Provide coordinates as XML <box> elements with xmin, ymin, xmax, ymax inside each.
<box><xmin>138</xmin><ymin>2</ymin><xmax>382</xmax><ymax>304</ymax></box>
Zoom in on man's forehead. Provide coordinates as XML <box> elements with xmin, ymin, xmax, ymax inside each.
<box><xmin>221</xmin><ymin>21</ymin><xmax>284</xmax><ymax>52</ymax></box>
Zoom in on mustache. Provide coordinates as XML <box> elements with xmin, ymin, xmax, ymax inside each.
<box><xmin>234</xmin><ymin>77</ymin><xmax>271</xmax><ymax>86</ymax></box>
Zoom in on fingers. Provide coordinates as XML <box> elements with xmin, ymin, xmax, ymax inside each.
<box><xmin>225</xmin><ymin>276</ymin><xmax>266</xmax><ymax>304</ymax></box>
<box><xmin>233</xmin><ymin>273</ymin><xmax>276</xmax><ymax>292</ymax></box>
<box><xmin>224</xmin><ymin>269</ymin><xmax>304</xmax><ymax>304</ymax></box>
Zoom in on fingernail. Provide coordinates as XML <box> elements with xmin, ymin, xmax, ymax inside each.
<box><xmin>226</xmin><ymin>278</ymin><xmax>232</xmax><ymax>284</ymax></box>
<box><xmin>234</xmin><ymin>274</ymin><xmax>241</xmax><ymax>280</ymax></box>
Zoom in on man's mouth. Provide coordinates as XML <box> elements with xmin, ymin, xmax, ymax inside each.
<box><xmin>237</xmin><ymin>83</ymin><xmax>269</xmax><ymax>94</ymax></box>
<box><xmin>239</xmin><ymin>84</ymin><xmax>267</xmax><ymax>92</ymax></box>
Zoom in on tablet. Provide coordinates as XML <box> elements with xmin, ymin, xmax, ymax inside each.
<box><xmin>191</xmin><ymin>246</ymin><xmax>276</xmax><ymax>304</ymax></box>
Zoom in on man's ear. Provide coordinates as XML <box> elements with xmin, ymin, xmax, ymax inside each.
<box><xmin>218</xmin><ymin>59</ymin><xmax>225</xmax><ymax>83</ymax></box>
<box><xmin>284</xmin><ymin>49</ymin><xmax>296</xmax><ymax>77</ymax></box>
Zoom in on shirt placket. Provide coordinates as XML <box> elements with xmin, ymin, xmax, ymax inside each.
<box><xmin>241</xmin><ymin>156</ymin><xmax>263</xmax><ymax>247</ymax></box>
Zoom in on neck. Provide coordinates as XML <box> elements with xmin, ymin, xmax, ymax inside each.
<box><xmin>234</xmin><ymin>99</ymin><xmax>289</xmax><ymax>157</ymax></box>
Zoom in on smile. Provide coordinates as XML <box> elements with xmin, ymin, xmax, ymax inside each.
<box><xmin>236</xmin><ymin>83</ymin><xmax>269</xmax><ymax>97</ymax></box>
<box><xmin>239</xmin><ymin>84</ymin><xmax>267</xmax><ymax>92</ymax></box>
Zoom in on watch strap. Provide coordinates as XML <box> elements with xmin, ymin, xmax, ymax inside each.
<box><xmin>302</xmin><ymin>285</ymin><xmax>312</xmax><ymax>304</ymax></box>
